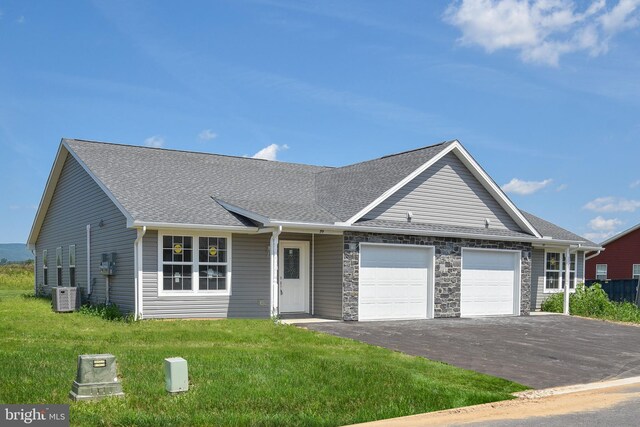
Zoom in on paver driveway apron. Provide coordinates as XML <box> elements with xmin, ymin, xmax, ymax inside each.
<box><xmin>302</xmin><ymin>315</ymin><xmax>640</xmax><ymax>389</ymax></box>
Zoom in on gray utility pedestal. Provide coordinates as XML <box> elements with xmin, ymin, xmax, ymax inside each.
<box><xmin>69</xmin><ymin>354</ymin><xmax>125</xmax><ymax>401</ymax></box>
<box><xmin>164</xmin><ymin>357</ymin><xmax>189</xmax><ymax>393</ymax></box>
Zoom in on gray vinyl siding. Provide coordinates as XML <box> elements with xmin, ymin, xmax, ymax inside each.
<box><xmin>34</xmin><ymin>154</ymin><xmax>136</xmax><ymax>312</ymax></box>
<box><xmin>531</xmin><ymin>249</ymin><xmax>585</xmax><ymax>310</ymax></box>
<box><xmin>142</xmin><ymin>231</ymin><xmax>271</xmax><ymax>319</ymax></box>
<box><xmin>364</xmin><ymin>152</ymin><xmax>522</xmax><ymax>232</ymax></box>
<box><xmin>313</xmin><ymin>234</ymin><xmax>343</xmax><ymax>319</ymax></box>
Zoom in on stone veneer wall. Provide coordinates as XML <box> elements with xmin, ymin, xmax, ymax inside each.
<box><xmin>343</xmin><ymin>231</ymin><xmax>532</xmax><ymax>320</ymax></box>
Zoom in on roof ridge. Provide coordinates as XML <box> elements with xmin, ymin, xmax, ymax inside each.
<box><xmin>63</xmin><ymin>138</ymin><xmax>334</xmax><ymax>170</ymax></box>
<box><xmin>315</xmin><ymin>140</ymin><xmax>455</xmax><ymax>174</ymax></box>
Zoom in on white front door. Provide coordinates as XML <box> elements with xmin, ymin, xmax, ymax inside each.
<box><xmin>279</xmin><ymin>241</ymin><xmax>309</xmax><ymax>313</ymax></box>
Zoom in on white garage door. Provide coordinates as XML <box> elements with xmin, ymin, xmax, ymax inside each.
<box><xmin>359</xmin><ymin>244</ymin><xmax>432</xmax><ymax>321</ymax></box>
<box><xmin>461</xmin><ymin>249</ymin><xmax>519</xmax><ymax>316</ymax></box>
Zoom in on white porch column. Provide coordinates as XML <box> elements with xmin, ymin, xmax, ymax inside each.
<box><xmin>563</xmin><ymin>246</ymin><xmax>571</xmax><ymax>315</ymax></box>
<box><xmin>270</xmin><ymin>226</ymin><xmax>282</xmax><ymax>317</ymax></box>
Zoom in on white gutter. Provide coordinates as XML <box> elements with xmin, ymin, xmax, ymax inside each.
<box><xmin>585</xmin><ymin>249</ymin><xmax>603</xmax><ymax>260</ymax></box>
<box><xmin>133</xmin><ymin>226</ymin><xmax>147</xmax><ymax>321</ymax></box>
<box><xmin>129</xmin><ymin>220</ymin><xmax>259</xmax><ymax>233</ymax></box>
<box><xmin>270</xmin><ymin>226</ymin><xmax>282</xmax><ymax>318</ymax></box>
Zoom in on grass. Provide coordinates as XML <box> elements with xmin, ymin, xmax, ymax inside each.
<box><xmin>541</xmin><ymin>282</ymin><xmax>640</xmax><ymax>323</ymax></box>
<box><xmin>0</xmin><ymin>263</ymin><xmax>33</xmax><ymax>300</ymax></box>
<box><xmin>0</xmin><ymin>265</ymin><xmax>527</xmax><ymax>426</ymax></box>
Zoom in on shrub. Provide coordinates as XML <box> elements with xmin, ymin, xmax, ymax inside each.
<box><xmin>78</xmin><ymin>303</ymin><xmax>127</xmax><ymax>321</ymax></box>
<box><xmin>541</xmin><ymin>282</ymin><xmax>640</xmax><ymax>323</ymax></box>
<box><xmin>540</xmin><ymin>291</ymin><xmax>564</xmax><ymax>313</ymax></box>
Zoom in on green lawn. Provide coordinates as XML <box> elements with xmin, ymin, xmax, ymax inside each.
<box><xmin>0</xmin><ymin>266</ymin><xmax>526</xmax><ymax>426</ymax></box>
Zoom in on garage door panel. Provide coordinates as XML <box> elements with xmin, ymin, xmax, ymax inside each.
<box><xmin>461</xmin><ymin>250</ymin><xmax>518</xmax><ymax>317</ymax></box>
<box><xmin>359</xmin><ymin>245</ymin><xmax>432</xmax><ymax>321</ymax></box>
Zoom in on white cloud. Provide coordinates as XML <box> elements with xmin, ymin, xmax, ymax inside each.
<box><xmin>556</xmin><ymin>183</ymin><xmax>568</xmax><ymax>191</ymax></box>
<box><xmin>444</xmin><ymin>0</ymin><xmax>640</xmax><ymax>66</ymax></box>
<box><xmin>630</xmin><ymin>179</ymin><xmax>640</xmax><ymax>188</ymax></box>
<box><xmin>251</xmin><ymin>144</ymin><xmax>289</xmax><ymax>161</ymax></box>
<box><xmin>584</xmin><ymin>231</ymin><xmax>617</xmax><ymax>241</ymax></box>
<box><xmin>588</xmin><ymin>215</ymin><xmax>622</xmax><ymax>231</ymax></box>
<box><xmin>501</xmin><ymin>177</ymin><xmax>552</xmax><ymax>195</ymax></box>
<box><xmin>583</xmin><ymin>196</ymin><xmax>640</xmax><ymax>212</ymax></box>
<box><xmin>144</xmin><ymin>135</ymin><xmax>165</xmax><ymax>148</ymax></box>
<box><xmin>198</xmin><ymin>129</ymin><xmax>217</xmax><ymax>141</ymax></box>
<box><xmin>584</xmin><ymin>215</ymin><xmax>623</xmax><ymax>241</ymax></box>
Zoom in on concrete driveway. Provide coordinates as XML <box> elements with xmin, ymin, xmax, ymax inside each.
<box><xmin>302</xmin><ymin>315</ymin><xmax>640</xmax><ymax>389</ymax></box>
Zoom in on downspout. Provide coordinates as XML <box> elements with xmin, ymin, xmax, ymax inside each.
<box><xmin>311</xmin><ymin>233</ymin><xmax>315</xmax><ymax>316</ymax></box>
<box><xmin>585</xmin><ymin>250</ymin><xmax>602</xmax><ymax>261</ymax></box>
<box><xmin>134</xmin><ymin>226</ymin><xmax>147</xmax><ymax>321</ymax></box>
<box><xmin>86</xmin><ymin>225</ymin><xmax>91</xmax><ymax>297</ymax></box>
<box><xmin>270</xmin><ymin>226</ymin><xmax>282</xmax><ymax>318</ymax></box>
<box><xmin>31</xmin><ymin>249</ymin><xmax>36</xmax><ymax>295</ymax></box>
<box><xmin>563</xmin><ymin>247</ymin><xmax>571</xmax><ymax>315</ymax></box>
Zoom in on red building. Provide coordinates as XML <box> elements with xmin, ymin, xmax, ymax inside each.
<box><xmin>586</xmin><ymin>223</ymin><xmax>640</xmax><ymax>281</ymax></box>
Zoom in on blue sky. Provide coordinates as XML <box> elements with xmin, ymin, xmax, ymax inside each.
<box><xmin>1</xmin><ymin>0</ymin><xmax>639</xmax><ymax>244</ymax></box>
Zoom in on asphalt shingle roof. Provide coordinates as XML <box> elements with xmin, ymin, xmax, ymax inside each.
<box><xmin>315</xmin><ymin>141</ymin><xmax>454</xmax><ymax>221</ymax></box>
<box><xmin>66</xmin><ymin>139</ymin><xmax>330</xmax><ymax>227</ymax></box>
<box><xmin>521</xmin><ymin>211</ymin><xmax>597</xmax><ymax>246</ymax></box>
<box><xmin>63</xmin><ymin>138</ymin><xmax>593</xmax><ymax>245</ymax></box>
<box><xmin>353</xmin><ymin>219</ymin><xmax>537</xmax><ymax>239</ymax></box>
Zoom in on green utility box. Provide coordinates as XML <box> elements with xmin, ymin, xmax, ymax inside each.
<box><xmin>164</xmin><ymin>357</ymin><xmax>189</xmax><ymax>393</ymax></box>
<box><xmin>69</xmin><ymin>354</ymin><xmax>125</xmax><ymax>401</ymax></box>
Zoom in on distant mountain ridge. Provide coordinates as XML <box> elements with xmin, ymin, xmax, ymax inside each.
<box><xmin>0</xmin><ymin>243</ymin><xmax>34</xmax><ymax>262</ymax></box>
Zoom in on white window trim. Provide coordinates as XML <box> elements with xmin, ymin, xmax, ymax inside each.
<box><xmin>595</xmin><ymin>264</ymin><xmax>608</xmax><ymax>281</ymax></box>
<box><xmin>632</xmin><ymin>264</ymin><xmax>640</xmax><ymax>280</ymax></box>
<box><xmin>56</xmin><ymin>246</ymin><xmax>63</xmax><ymax>287</ymax></box>
<box><xmin>42</xmin><ymin>249</ymin><xmax>48</xmax><ymax>287</ymax></box>
<box><xmin>543</xmin><ymin>250</ymin><xmax>577</xmax><ymax>294</ymax></box>
<box><xmin>157</xmin><ymin>231</ymin><xmax>232</xmax><ymax>297</ymax></box>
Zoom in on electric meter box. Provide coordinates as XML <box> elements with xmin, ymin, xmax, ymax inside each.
<box><xmin>99</xmin><ymin>253</ymin><xmax>117</xmax><ymax>276</ymax></box>
<box><xmin>164</xmin><ymin>357</ymin><xmax>189</xmax><ymax>393</ymax></box>
<box><xmin>69</xmin><ymin>354</ymin><xmax>125</xmax><ymax>401</ymax></box>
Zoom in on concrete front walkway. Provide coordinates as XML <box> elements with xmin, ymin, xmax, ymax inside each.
<box><xmin>302</xmin><ymin>315</ymin><xmax>640</xmax><ymax>389</ymax></box>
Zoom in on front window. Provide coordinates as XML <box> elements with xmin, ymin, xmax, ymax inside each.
<box><xmin>159</xmin><ymin>233</ymin><xmax>231</xmax><ymax>295</ymax></box>
<box><xmin>596</xmin><ymin>264</ymin><xmax>607</xmax><ymax>281</ymax></box>
<box><xmin>162</xmin><ymin>236</ymin><xmax>193</xmax><ymax>291</ymax></box>
<box><xmin>633</xmin><ymin>265</ymin><xmax>640</xmax><ymax>280</ymax></box>
<box><xmin>198</xmin><ymin>237</ymin><xmax>228</xmax><ymax>291</ymax></box>
<box><xmin>56</xmin><ymin>247</ymin><xmax>63</xmax><ymax>286</ymax></box>
<box><xmin>545</xmin><ymin>251</ymin><xmax>576</xmax><ymax>292</ymax></box>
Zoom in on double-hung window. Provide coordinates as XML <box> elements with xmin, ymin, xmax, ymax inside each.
<box><xmin>162</xmin><ymin>236</ymin><xmax>193</xmax><ymax>291</ymax></box>
<box><xmin>159</xmin><ymin>233</ymin><xmax>231</xmax><ymax>295</ymax></box>
<box><xmin>43</xmin><ymin>249</ymin><xmax>48</xmax><ymax>287</ymax></box>
<box><xmin>198</xmin><ymin>237</ymin><xmax>228</xmax><ymax>291</ymax></box>
<box><xmin>56</xmin><ymin>247</ymin><xmax>63</xmax><ymax>286</ymax></box>
<box><xmin>69</xmin><ymin>245</ymin><xmax>76</xmax><ymax>287</ymax></box>
<box><xmin>596</xmin><ymin>264</ymin><xmax>607</xmax><ymax>281</ymax></box>
<box><xmin>632</xmin><ymin>265</ymin><xmax>640</xmax><ymax>280</ymax></box>
<box><xmin>544</xmin><ymin>251</ymin><xmax>576</xmax><ymax>292</ymax></box>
